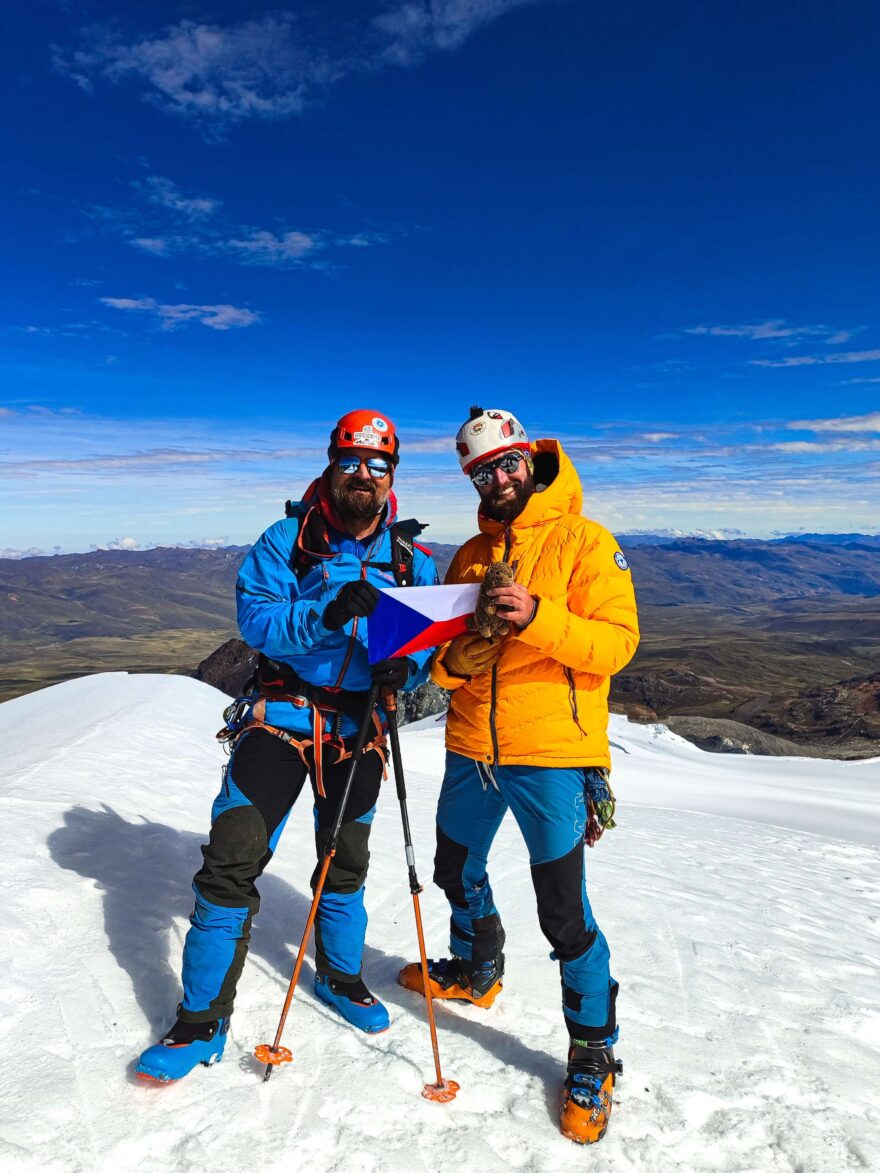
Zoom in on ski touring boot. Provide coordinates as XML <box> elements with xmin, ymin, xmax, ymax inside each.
<box><xmin>398</xmin><ymin>955</ymin><xmax>503</xmax><ymax>1009</ymax></box>
<box><xmin>313</xmin><ymin>973</ymin><xmax>390</xmax><ymax>1033</ymax></box>
<box><xmin>135</xmin><ymin>1016</ymin><xmax>230</xmax><ymax>1083</ymax></box>
<box><xmin>559</xmin><ymin>1031</ymin><xmax>622</xmax><ymax>1145</ymax></box>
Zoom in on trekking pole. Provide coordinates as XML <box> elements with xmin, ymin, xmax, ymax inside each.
<box><xmin>255</xmin><ymin>684</ymin><xmax>381</xmax><ymax>1083</ymax></box>
<box><xmin>383</xmin><ymin>689</ymin><xmax>459</xmax><ymax>1103</ymax></box>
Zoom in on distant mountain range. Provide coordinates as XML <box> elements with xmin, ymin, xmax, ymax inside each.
<box><xmin>621</xmin><ymin>532</ymin><xmax>880</xmax><ymax>548</ymax></box>
<box><xmin>1</xmin><ymin>536</ymin><xmax>878</xmax><ymax>757</ymax></box>
<box><xmin>4</xmin><ymin>536</ymin><xmax>878</xmax><ymax>642</ymax></box>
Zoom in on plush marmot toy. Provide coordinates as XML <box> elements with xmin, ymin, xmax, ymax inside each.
<box><xmin>469</xmin><ymin>561</ymin><xmax>515</xmax><ymax>639</ymax></box>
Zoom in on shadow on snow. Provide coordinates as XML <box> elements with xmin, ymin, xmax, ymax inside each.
<box><xmin>47</xmin><ymin>803</ymin><xmax>560</xmax><ymax>1118</ymax></box>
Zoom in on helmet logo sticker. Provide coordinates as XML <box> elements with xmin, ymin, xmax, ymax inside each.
<box><xmin>353</xmin><ymin>425</ymin><xmax>380</xmax><ymax>445</ymax></box>
<box><xmin>614</xmin><ymin>552</ymin><xmax>629</xmax><ymax>571</ymax></box>
<box><xmin>371</xmin><ymin>417</ymin><xmax>388</xmax><ymax>432</ymax></box>
<box><xmin>469</xmin><ymin>420</ymin><xmax>486</xmax><ymax>435</ymax></box>
<box><xmin>500</xmin><ymin>418</ymin><xmax>514</xmax><ymax>438</ymax></box>
<box><xmin>487</xmin><ymin>410</ymin><xmax>503</xmax><ymax>419</ymax></box>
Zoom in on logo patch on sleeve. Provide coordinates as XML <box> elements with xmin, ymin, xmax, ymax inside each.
<box><xmin>614</xmin><ymin>551</ymin><xmax>629</xmax><ymax>571</ymax></box>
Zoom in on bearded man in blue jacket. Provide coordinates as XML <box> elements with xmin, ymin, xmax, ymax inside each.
<box><xmin>136</xmin><ymin>410</ymin><xmax>437</xmax><ymax>1081</ymax></box>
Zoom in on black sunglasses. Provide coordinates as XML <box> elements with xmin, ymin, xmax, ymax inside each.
<box><xmin>470</xmin><ymin>450</ymin><xmax>526</xmax><ymax>487</ymax></box>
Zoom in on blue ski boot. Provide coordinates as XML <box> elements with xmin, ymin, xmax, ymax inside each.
<box><xmin>313</xmin><ymin>973</ymin><xmax>390</xmax><ymax>1033</ymax></box>
<box><xmin>136</xmin><ymin>1016</ymin><xmax>230</xmax><ymax>1082</ymax></box>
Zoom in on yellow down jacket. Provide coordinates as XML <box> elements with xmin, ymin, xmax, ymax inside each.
<box><xmin>431</xmin><ymin>439</ymin><xmax>639</xmax><ymax>770</ymax></box>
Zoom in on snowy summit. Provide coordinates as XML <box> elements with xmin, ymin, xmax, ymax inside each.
<box><xmin>1</xmin><ymin>673</ymin><xmax>878</xmax><ymax>1172</ymax></box>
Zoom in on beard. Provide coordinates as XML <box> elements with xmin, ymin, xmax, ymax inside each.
<box><xmin>479</xmin><ymin>475</ymin><xmax>535</xmax><ymax>521</ymax></box>
<box><xmin>331</xmin><ymin>476</ymin><xmax>389</xmax><ymax>522</ymax></box>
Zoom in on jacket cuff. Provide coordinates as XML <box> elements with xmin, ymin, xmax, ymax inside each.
<box><xmin>430</xmin><ymin>645</ymin><xmax>469</xmax><ymax>691</ymax></box>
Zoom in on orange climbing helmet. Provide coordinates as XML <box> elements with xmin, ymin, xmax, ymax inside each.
<box><xmin>329</xmin><ymin>409</ymin><xmax>399</xmax><ymax>465</ymax></box>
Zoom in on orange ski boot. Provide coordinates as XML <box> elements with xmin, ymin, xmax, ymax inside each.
<box><xmin>398</xmin><ymin>956</ymin><xmax>503</xmax><ymax>1009</ymax></box>
<box><xmin>559</xmin><ymin>1033</ymin><xmax>622</xmax><ymax>1145</ymax></box>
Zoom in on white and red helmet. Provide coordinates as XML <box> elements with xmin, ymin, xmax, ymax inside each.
<box><xmin>455</xmin><ymin>406</ymin><xmax>530</xmax><ymax>474</ymax></box>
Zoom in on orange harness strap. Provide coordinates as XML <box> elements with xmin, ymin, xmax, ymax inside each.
<box><xmin>230</xmin><ymin>703</ymin><xmax>388</xmax><ymax>783</ymax></box>
<box><xmin>313</xmin><ymin>707</ymin><xmax>326</xmax><ymax>797</ymax></box>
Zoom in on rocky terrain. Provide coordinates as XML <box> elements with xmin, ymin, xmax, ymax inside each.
<box><xmin>2</xmin><ymin>536</ymin><xmax>878</xmax><ymax>757</ymax></box>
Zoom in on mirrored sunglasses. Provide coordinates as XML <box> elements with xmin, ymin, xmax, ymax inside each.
<box><xmin>470</xmin><ymin>450</ymin><xmax>525</xmax><ymax>487</ymax></box>
<box><xmin>335</xmin><ymin>454</ymin><xmax>391</xmax><ymax>478</ymax></box>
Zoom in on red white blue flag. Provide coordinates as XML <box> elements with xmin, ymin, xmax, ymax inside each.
<box><xmin>367</xmin><ymin>583</ymin><xmax>480</xmax><ymax>663</ymax></box>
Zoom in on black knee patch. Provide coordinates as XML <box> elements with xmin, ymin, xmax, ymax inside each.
<box><xmin>229</xmin><ymin>729</ymin><xmax>308</xmax><ymax>840</ymax></box>
<box><xmin>313</xmin><ymin>749</ymin><xmax>383</xmax><ymax>830</ymax></box>
<box><xmin>531</xmin><ymin>841</ymin><xmax>595</xmax><ymax>961</ymax></box>
<box><xmin>314</xmin><ymin>819</ymin><xmax>371</xmax><ymax>895</ymax></box>
<box><xmin>433</xmin><ymin>825</ymin><xmax>468</xmax><ymax>908</ymax></box>
<box><xmin>194</xmin><ymin>805</ymin><xmax>268</xmax><ymax>910</ymax></box>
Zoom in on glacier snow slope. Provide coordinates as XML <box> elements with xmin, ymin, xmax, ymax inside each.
<box><xmin>0</xmin><ymin>673</ymin><xmax>878</xmax><ymax>1173</ymax></box>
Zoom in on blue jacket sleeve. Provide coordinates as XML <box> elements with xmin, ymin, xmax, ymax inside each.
<box><xmin>401</xmin><ymin>544</ymin><xmax>440</xmax><ymax>692</ymax></box>
<box><xmin>236</xmin><ymin>520</ymin><xmax>333</xmax><ymax>660</ymax></box>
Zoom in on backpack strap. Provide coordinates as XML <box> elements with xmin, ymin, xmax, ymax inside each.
<box><xmin>363</xmin><ymin>518</ymin><xmax>429</xmax><ymax>587</ymax></box>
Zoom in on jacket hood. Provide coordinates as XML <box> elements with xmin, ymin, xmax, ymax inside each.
<box><xmin>477</xmin><ymin>439</ymin><xmax>582</xmax><ymax>536</ymax></box>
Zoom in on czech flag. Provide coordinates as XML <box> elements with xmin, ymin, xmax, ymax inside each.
<box><xmin>367</xmin><ymin>583</ymin><xmax>480</xmax><ymax>664</ymax></box>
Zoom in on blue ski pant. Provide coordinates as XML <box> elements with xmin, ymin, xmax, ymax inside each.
<box><xmin>178</xmin><ymin>727</ymin><xmax>383</xmax><ymax>1023</ymax></box>
<box><xmin>433</xmin><ymin>751</ymin><xmax>618</xmax><ymax>1041</ymax></box>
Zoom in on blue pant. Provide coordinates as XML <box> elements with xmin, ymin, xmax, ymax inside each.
<box><xmin>179</xmin><ymin>728</ymin><xmax>383</xmax><ymax>1023</ymax></box>
<box><xmin>432</xmin><ymin>751</ymin><xmax>617</xmax><ymax>1039</ymax></box>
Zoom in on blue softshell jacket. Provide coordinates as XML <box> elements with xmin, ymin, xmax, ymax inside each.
<box><xmin>236</xmin><ymin>500</ymin><xmax>438</xmax><ymax>737</ymax></box>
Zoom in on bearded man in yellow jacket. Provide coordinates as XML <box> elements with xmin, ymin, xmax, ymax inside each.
<box><xmin>398</xmin><ymin>406</ymin><xmax>639</xmax><ymax>1145</ymax></box>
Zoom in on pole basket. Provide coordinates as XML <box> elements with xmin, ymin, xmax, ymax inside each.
<box><xmin>422</xmin><ymin>1079</ymin><xmax>460</xmax><ymax>1103</ymax></box>
<box><xmin>254</xmin><ymin>1044</ymin><xmax>292</xmax><ymax>1066</ymax></box>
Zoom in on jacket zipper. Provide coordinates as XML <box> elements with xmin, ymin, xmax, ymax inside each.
<box><xmin>488</xmin><ymin>525</ymin><xmax>512</xmax><ymax>766</ymax></box>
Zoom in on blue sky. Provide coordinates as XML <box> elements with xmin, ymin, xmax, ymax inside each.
<box><xmin>2</xmin><ymin>0</ymin><xmax>879</xmax><ymax>554</ymax></box>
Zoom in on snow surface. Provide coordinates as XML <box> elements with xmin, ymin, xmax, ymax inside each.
<box><xmin>1</xmin><ymin>673</ymin><xmax>878</xmax><ymax>1173</ymax></box>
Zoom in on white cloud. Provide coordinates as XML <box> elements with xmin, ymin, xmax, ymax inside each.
<box><xmin>0</xmin><ymin>547</ymin><xmax>45</xmax><ymax>560</ymax></box>
<box><xmin>25</xmin><ymin>405</ymin><xmax>83</xmax><ymax>416</ymax></box>
<box><xmin>786</xmin><ymin>412</ymin><xmax>880</xmax><ymax>435</ymax></box>
<box><xmin>89</xmin><ymin>175</ymin><xmax>384</xmax><ymax>269</ymax></box>
<box><xmin>0</xmin><ymin>445</ymin><xmax>321</xmax><ymax>477</ymax></box>
<box><xmin>752</xmin><ymin>349</ymin><xmax>880</xmax><ymax>368</ymax></box>
<box><xmin>55</xmin><ymin>4</ymin><xmax>540</xmax><ymax>133</ymax></box>
<box><xmin>771</xmin><ymin>439</ymin><xmax>880</xmax><ymax>453</ymax></box>
<box><xmin>100</xmin><ymin>297</ymin><xmax>260</xmax><ymax>331</ymax></box>
<box><xmin>131</xmin><ymin>237</ymin><xmax>170</xmax><ymax>255</ymax></box>
<box><xmin>138</xmin><ymin>176</ymin><xmax>220</xmax><ymax>218</ymax></box>
<box><xmin>91</xmin><ymin>537</ymin><xmax>141</xmax><ymax>551</ymax></box>
<box><xmin>619</xmin><ymin>527</ymin><xmax>746</xmax><ymax>540</ymax></box>
<box><xmin>686</xmin><ymin>319</ymin><xmax>852</xmax><ymax>344</ymax></box>
<box><xmin>345</xmin><ymin>232</ymin><xmax>384</xmax><ymax>247</ymax></box>
<box><xmin>55</xmin><ymin>16</ymin><xmax>313</xmax><ymax>131</ymax></box>
<box><xmin>374</xmin><ymin>0</ymin><xmax>538</xmax><ymax>64</ymax></box>
<box><xmin>226</xmin><ymin>230</ymin><xmax>317</xmax><ymax>264</ymax></box>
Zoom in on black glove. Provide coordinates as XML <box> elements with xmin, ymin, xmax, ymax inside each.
<box><xmin>322</xmin><ymin>580</ymin><xmax>381</xmax><ymax>631</ymax></box>
<box><xmin>371</xmin><ymin>657</ymin><xmax>414</xmax><ymax>691</ymax></box>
